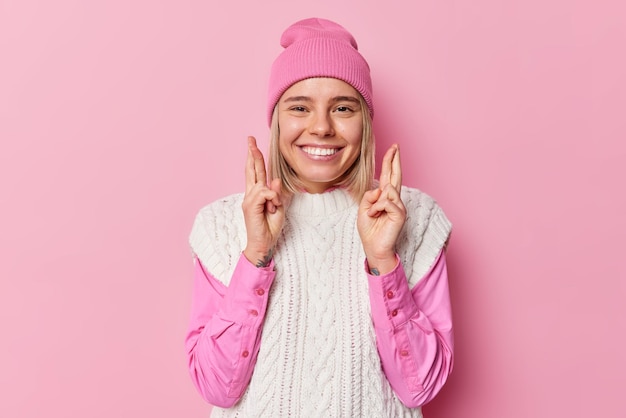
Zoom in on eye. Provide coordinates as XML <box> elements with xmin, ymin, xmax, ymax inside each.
<box><xmin>335</xmin><ymin>105</ymin><xmax>355</xmax><ymax>113</ymax></box>
<box><xmin>289</xmin><ymin>106</ymin><xmax>307</xmax><ymax>112</ymax></box>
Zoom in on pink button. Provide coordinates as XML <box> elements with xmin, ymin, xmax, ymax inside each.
<box><xmin>242</xmin><ymin>350</ymin><xmax>249</xmax><ymax>358</ymax></box>
<box><xmin>256</xmin><ymin>289</ymin><xmax>265</xmax><ymax>296</ymax></box>
<box><xmin>400</xmin><ymin>350</ymin><xmax>409</xmax><ymax>357</ymax></box>
<box><xmin>391</xmin><ymin>309</ymin><xmax>398</xmax><ymax>317</ymax></box>
<box><xmin>386</xmin><ymin>291</ymin><xmax>394</xmax><ymax>299</ymax></box>
<box><xmin>250</xmin><ymin>309</ymin><xmax>258</xmax><ymax>316</ymax></box>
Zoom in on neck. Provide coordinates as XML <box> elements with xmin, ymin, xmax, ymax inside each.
<box><xmin>287</xmin><ymin>188</ymin><xmax>357</xmax><ymax>217</ymax></box>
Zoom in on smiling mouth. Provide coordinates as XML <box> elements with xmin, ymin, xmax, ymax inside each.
<box><xmin>300</xmin><ymin>146</ymin><xmax>340</xmax><ymax>156</ymax></box>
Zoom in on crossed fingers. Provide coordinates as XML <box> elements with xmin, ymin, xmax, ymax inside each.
<box><xmin>380</xmin><ymin>144</ymin><xmax>402</xmax><ymax>193</ymax></box>
<box><xmin>364</xmin><ymin>144</ymin><xmax>405</xmax><ymax>217</ymax></box>
<box><xmin>246</xmin><ymin>136</ymin><xmax>268</xmax><ymax>193</ymax></box>
<box><xmin>245</xmin><ymin>136</ymin><xmax>282</xmax><ymax>213</ymax></box>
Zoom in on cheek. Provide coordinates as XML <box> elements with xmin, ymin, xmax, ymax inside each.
<box><xmin>277</xmin><ymin>119</ymin><xmax>302</xmax><ymax>144</ymax></box>
<box><xmin>278</xmin><ymin>137</ymin><xmax>289</xmax><ymax>157</ymax></box>
<box><xmin>336</xmin><ymin>119</ymin><xmax>363</xmax><ymax>145</ymax></box>
<box><xmin>278</xmin><ymin>128</ymin><xmax>293</xmax><ymax>149</ymax></box>
<box><xmin>277</xmin><ymin>132</ymin><xmax>297</xmax><ymax>167</ymax></box>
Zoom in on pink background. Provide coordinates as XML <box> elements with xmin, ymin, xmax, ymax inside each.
<box><xmin>1</xmin><ymin>1</ymin><xmax>624</xmax><ymax>417</ymax></box>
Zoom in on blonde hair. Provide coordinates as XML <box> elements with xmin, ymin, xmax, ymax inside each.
<box><xmin>268</xmin><ymin>94</ymin><xmax>374</xmax><ymax>202</ymax></box>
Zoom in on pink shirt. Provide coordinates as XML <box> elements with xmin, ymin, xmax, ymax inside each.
<box><xmin>185</xmin><ymin>250</ymin><xmax>453</xmax><ymax>409</ymax></box>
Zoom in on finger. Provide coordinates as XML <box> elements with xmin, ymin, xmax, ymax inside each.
<box><xmin>379</xmin><ymin>145</ymin><xmax>397</xmax><ymax>190</ymax></box>
<box><xmin>266</xmin><ymin>178</ymin><xmax>283</xmax><ymax>214</ymax></box>
<box><xmin>268</xmin><ymin>178</ymin><xmax>283</xmax><ymax>207</ymax></box>
<box><xmin>367</xmin><ymin>185</ymin><xmax>405</xmax><ymax>215</ymax></box>
<box><xmin>390</xmin><ymin>144</ymin><xmax>402</xmax><ymax>192</ymax></box>
<box><xmin>245</xmin><ymin>146</ymin><xmax>256</xmax><ymax>193</ymax></box>
<box><xmin>381</xmin><ymin>183</ymin><xmax>404</xmax><ymax>207</ymax></box>
<box><xmin>361</xmin><ymin>188</ymin><xmax>382</xmax><ymax>208</ymax></box>
<box><xmin>248</xmin><ymin>136</ymin><xmax>267</xmax><ymax>186</ymax></box>
<box><xmin>244</xmin><ymin>186</ymin><xmax>279</xmax><ymax>214</ymax></box>
<box><xmin>367</xmin><ymin>198</ymin><xmax>404</xmax><ymax>218</ymax></box>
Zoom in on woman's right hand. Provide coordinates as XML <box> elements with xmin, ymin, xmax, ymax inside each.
<box><xmin>242</xmin><ymin>136</ymin><xmax>285</xmax><ymax>267</ymax></box>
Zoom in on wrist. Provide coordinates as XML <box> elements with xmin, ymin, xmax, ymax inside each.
<box><xmin>365</xmin><ymin>254</ymin><xmax>398</xmax><ymax>276</ymax></box>
<box><xmin>243</xmin><ymin>247</ymin><xmax>274</xmax><ymax>268</ymax></box>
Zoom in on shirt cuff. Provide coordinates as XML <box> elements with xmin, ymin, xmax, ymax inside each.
<box><xmin>219</xmin><ymin>254</ymin><xmax>276</xmax><ymax>325</ymax></box>
<box><xmin>365</xmin><ymin>255</ymin><xmax>419</xmax><ymax>329</ymax></box>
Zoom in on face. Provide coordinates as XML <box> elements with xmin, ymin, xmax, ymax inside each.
<box><xmin>277</xmin><ymin>77</ymin><xmax>364</xmax><ymax>193</ymax></box>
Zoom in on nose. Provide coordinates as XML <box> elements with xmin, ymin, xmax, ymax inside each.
<box><xmin>308</xmin><ymin>112</ymin><xmax>335</xmax><ymax>137</ymax></box>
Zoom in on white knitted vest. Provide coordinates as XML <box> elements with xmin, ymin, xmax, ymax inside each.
<box><xmin>189</xmin><ymin>187</ymin><xmax>451</xmax><ymax>418</ymax></box>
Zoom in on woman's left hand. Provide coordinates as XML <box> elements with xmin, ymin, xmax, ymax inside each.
<box><xmin>357</xmin><ymin>144</ymin><xmax>406</xmax><ymax>275</ymax></box>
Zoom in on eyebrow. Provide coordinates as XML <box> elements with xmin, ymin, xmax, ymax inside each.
<box><xmin>282</xmin><ymin>95</ymin><xmax>361</xmax><ymax>104</ymax></box>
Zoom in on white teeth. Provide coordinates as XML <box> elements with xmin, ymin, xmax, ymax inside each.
<box><xmin>301</xmin><ymin>147</ymin><xmax>338</xmax><ymax>156</ymax></box>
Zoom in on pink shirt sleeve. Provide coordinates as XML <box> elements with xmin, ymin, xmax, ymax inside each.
<box><xmin>366</xmin><ymin>249</ymin><xmax>453</xmax><ymax>408</ymax></box>
<box><xmin>185</xmin><ymin>254</ymin><xmax>275</xmax><ymax>408</ymax></box>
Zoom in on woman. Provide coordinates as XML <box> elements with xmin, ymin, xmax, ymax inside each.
<box><xmin>186</xmin><ymin>18</ymin><xmax>453</xmax><ymax>417</ymax></box>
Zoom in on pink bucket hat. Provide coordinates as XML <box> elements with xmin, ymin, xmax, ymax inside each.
<box><xmin>267</xmin><ymin>18</ymin><xmax>374</xmax><ymax>125</ymax></box>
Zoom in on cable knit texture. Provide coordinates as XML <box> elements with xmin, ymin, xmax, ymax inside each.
<box><xmin>189</xmin><ymin>187</ymin><xmax>451</xmax><ymax>417</ymax></box>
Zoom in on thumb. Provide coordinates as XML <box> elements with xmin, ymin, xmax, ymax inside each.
<box><xmin>265</xmin><ymin>178</ymin><xmax>282</xmax><ymax>214</ymax></box>
<box><xmin>361</xmin><ymin>188</ymin><xmax>382</xmax><ymax>207</ymax></box>
<box><xmin>269</xmin><ymin>178</ymin><xmax>283</xmax><ymax>206</ymax></box>
<box><xmin>362</xmin><ymin>188</ymin><xmax>384</xmax><ymax>218</ymax></box>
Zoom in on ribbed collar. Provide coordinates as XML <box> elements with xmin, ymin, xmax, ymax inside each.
<box><xmin>287</xmin><ymin>188</ymin><xmax>357</xmax><ymax>218</ymax></box>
